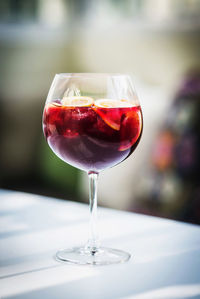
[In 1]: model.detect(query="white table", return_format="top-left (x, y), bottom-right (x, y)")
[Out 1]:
top-left (0, 189), bottom-right (200, 299)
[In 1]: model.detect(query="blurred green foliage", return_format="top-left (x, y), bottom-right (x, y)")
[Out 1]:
top-left (39, 137), bottom-right (81, 198)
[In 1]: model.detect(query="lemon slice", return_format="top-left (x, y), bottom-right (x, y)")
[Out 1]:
top-left (95, 99), bottom-right (133, 108)
top-left (62, 96), bottom-right (94, 107)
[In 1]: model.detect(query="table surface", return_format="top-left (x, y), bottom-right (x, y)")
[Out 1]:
top-left (0, 189), bottom-right (200, 299)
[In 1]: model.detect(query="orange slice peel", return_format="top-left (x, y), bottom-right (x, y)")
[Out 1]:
top-left (93, 99), bottom-right (134, 131)
top-left (119, 110), bottom-right (142, 151)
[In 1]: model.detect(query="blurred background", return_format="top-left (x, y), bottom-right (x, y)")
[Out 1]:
top-left (0, 0), bottom-right (200, 224)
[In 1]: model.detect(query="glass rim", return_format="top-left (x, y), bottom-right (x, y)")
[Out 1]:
top-left (55, 73), bottom-right (131, 79)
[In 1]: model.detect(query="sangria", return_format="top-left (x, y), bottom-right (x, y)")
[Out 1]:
top-left (43, 97), bottom-right (142, 172)
top-left (42, 74), bottom-right (143, 265)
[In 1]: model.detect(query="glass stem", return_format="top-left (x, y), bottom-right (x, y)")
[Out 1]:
top-left (87, 171), bottom-right (100, 253)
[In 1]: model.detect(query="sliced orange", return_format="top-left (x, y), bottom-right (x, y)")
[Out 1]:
top-left (119, 109), bottom-right (142, 151)
top-left (95, 99), bottom-right (133, 108)
top-left (93, 99), bottom-right (134, 131)
top-left (62, 96), bottom-right (94, 107)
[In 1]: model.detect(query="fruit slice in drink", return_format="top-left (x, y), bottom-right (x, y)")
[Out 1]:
top-left (119, 108), bottom-right (142, 151)
top-left (62, 96), bottom-right (94, 107)
top-left (93, 99), bottom-right (132, 130)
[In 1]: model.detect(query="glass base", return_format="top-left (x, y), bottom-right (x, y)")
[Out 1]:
top-left (56, 246), bottom-right (131, 265)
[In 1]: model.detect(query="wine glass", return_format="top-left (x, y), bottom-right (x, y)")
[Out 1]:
top-left (42, 73), bottom-right (143, 265)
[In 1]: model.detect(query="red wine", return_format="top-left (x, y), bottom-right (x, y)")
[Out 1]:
top-left (43, 100), bottom-right (143, 172)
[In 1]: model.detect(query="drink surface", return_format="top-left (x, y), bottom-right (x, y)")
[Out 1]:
top-left (43, 98), bottom-right (143, 172)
